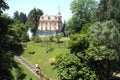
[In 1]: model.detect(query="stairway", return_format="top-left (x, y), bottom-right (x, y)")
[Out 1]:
top-left (14, 55), bottom-right (50, 80)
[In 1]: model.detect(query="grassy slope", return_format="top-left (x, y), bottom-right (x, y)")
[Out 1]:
top-left (21, 37), bottom-right (69, 80)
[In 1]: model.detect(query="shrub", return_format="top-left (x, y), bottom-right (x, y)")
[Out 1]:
top-left (55, 33), bottom-right (62, 43)
top-left (49, 58), bottom-right (55, 65)
top-left (49, 35), bottom-right (54, 42)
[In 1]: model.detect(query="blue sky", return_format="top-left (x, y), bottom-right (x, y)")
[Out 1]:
top-left (5, 0), bottom-right (72, 21)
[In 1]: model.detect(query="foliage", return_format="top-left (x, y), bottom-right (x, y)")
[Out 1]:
top-left (21, 31), bottom-right (29, 42)
top-left (49, 35), bottom-right (54, 42)
top-left (0, 0), bottom-right (9, 14)
top-left (55, 0), bottom-right (120, 80)
top-left (69, 0), bottom-right (97, 33)
top-left (0, 12), bottom-right (25, 80)
top-left (12, 22), bottom-right (29, 42)
top-left (67, 15), bottom-right (81, 34)
top-left (89, 20), bottom-right (120, 51)
top-left (55, 33), bottom-right (62, 43)
top-left (19, 12), bottom-right (27, 24)
top-left (80, 23), bottom-right (92, 34)
top-left (13, 11), bottom-right (27, 24)
top-left (87, 44), bottom-right (118, 61)
top-left (12, 21), bottom-right (35, 42)
top-left (55, 33), bottom-right (97, 80)
top-left (55, 53), bottom-right (96, 80)
top-left (55, 20), bottom-right (120, 80)
top-left (88, 20), bottom-right (120, 80)
top-left (68, 34), bottom-right (89, 54)
top-left (49, 58), bottom-right (55, 65)
top-left (28, 8), bottom-right (43, 22)
top-left (61, 21), bottom-right (66, 36)
top-left (28, 8), bottom-right (43, 35)
top-left (13, 11), bottom-right (19, 21)
top-left (92, 0), bottom-right (120, 23)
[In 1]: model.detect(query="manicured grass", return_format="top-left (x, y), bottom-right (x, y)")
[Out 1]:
top-left (21, 37), bottom-right (70, 80)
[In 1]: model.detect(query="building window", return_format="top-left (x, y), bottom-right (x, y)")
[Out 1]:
top-left (50, 26), bottom-right (51, 30)
top-left (42, 17), bottom-right (44, 19)
top-left (48, 16), bottom-right (51, 20)
top-left (46, 26), bottom-right (47, 30)
top-left (55, 16), bottom-right (57, 20)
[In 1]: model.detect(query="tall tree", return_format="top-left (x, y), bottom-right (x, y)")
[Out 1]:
top-left (12, 22), bottom-right (31, 42)
top-left (19, 12), bottom-right (27, 24)
top-left (0, 0), bottom-right (9, 15)
top-left (0, 1), bottom-right (25, 80)
top-left (13, 11), bottom-right (19, 21)
top-left (88, 20), bottom-right (120, 80)
top-left (69, 0), bottom-right (97, 33)
top-left (13, 11), bottom-right (27, 24)
top-left (28, 8), bottom-right (43, 35)
top-left (61, 20), bottom-right (66, 36)
top-left (93, 0), bottom-right (120, 23)
top-left (55, 33), bottom-right (97, 80)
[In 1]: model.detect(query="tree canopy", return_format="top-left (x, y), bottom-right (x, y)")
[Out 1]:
top-left (28, 8), bottom-right (43, 23)
top-left (69, 0), bottom-right (97, 33)
top-left (28, 8), bottom-right (43, 35)
top-left (92, 0), bottom-right (120, 23)
top-left (55, 0), bottom-right (120, 80)
top-left (0, 1), bottom-right (25, 79)
top-left (13, 11), bottom-right (27, 24)
top-left (0, 0), bottom-right (9, 15)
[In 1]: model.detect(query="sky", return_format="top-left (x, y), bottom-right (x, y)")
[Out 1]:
top-left (4, 0), bottom-right (73, 21)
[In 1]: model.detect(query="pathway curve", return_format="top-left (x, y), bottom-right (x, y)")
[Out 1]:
top-left (14, 55), bottom-right (49, 80)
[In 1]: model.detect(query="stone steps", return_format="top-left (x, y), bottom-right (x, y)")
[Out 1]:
top-left (14, 55), bottom-right (49, 80)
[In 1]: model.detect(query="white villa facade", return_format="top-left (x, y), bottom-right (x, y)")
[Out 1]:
top-left (36, 12), bottom-right (62, 36)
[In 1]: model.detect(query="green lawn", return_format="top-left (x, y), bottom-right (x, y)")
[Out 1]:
top-left (20, 37), bottom-right (70, 80)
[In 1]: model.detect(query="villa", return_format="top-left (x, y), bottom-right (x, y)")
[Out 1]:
top-left (36, 11), bottom-right (62, 36)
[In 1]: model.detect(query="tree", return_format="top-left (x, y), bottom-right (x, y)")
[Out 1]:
top-left (89, 20), bottom-right (120, 51)
top-left (69, 0), bottom-right (97, 33)
top-left (28, 8), bottom-right (43, 35)
top-left (55, 0), bottom-right (120, 80)
top-left (68, 34), bottom-right (89, 54)
top-left (12, 22), bottom-right (31, 42)
top-left (13, 11), bottom-right (19, 21)
top-left (19, 12), bottom-right (27, 24)
top-left (0, 15), bottom-right (14, 80)
top-left (0, 14), bottom-right (25, 80)
top-left (25, 22), bottom-right (36, 35)
top-left (61, 21), bottom-right (66, 36)
top-left (88, 20), bottom-right (120, 80)
top-left (55, 33), bottom-right (97, 80)
top-left (92, 0), bottom-right (120, 23)
top-left (55, 33), bottom-right (62, 43)
top-left (21, 31), bottom-right (29, 42)
top-left (0, 0), bottom-right (9, 15)
top-left (49, 35), bottom-right (54, 42)
top-left (13, 11), bottom-right (27, 24)
top-left (55, 53), bottom-right (96, 80)
top-left (0, 1), bottom-right (25, 79)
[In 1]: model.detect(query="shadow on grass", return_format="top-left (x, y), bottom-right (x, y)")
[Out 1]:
top-left (10, 43), bottom-right (24, 56)
top-left (56, 41), bottom-right (64, 43)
